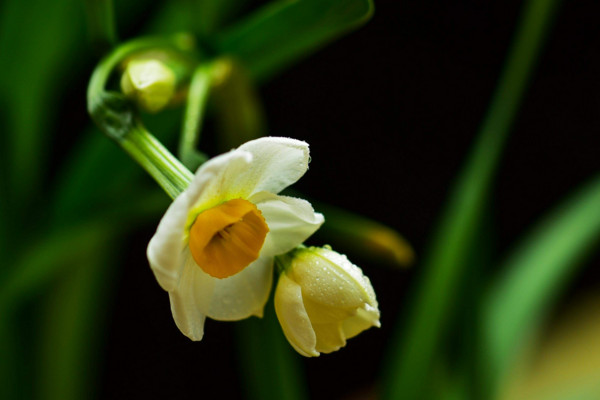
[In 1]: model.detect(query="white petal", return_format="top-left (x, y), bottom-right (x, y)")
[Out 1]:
top-left (250, 192), bottom-right (324, 256)
top-left (293, 248), bottom-right (378, 309)
top-left (197, 256), bottom-right (274, 321)
top-left (185, 149), bottom-right (254, 210)
top-left (303, 297), bottom-right (354, 324)
top-left (237, 137), bottom-right (310, 195)
top-left (274, 273), bottom-right (319, 357)
top-left (168, 255), bottom-right (211, 341)
top-left (168, 254), bottom-right (273, 337)
top-left (147, 192), bottom-right (190, 291)
top-left (342, 304), bottom-right (381, 339)
top-left (312, 322), bottom-right (346, 354)
top-left (187, 137), bottom-right (310, 209)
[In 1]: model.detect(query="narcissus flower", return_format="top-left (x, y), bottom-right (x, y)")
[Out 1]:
top-left (275, 246), bottom-right (380, 357)
top-left (147, 137), bottom-right (324, 340)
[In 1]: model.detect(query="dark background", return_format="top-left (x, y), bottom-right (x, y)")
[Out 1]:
top-left (60, 1), bottom-right (600, 398)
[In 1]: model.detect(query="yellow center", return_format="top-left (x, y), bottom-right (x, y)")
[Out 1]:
top-left (188, 199), bottom-right (269, 279)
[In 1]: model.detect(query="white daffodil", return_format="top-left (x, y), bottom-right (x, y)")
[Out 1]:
top-left (147, 137), bottom-right (324, 340)
top-left (274, 246), bottom-right (380, 357)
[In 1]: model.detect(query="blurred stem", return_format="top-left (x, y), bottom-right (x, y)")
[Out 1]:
top-left (179, 63), bottom-right (214, 170)
top-left (84, 0), bottom-right (117, 54)
top-left (211, 58), bottom-right (266, 151)
top-left (381, 1), bottom-right (560, 399)
top-left (236, 298), bottom-right (308, 400)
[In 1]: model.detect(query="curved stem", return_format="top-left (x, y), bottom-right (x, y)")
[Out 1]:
top-left (87, 34), bottom-right (198, 198)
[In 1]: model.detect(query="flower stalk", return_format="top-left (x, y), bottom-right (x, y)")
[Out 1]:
top-left (87, 34), bottom-right (199, 198)
top-left (178, 63), bottom-right (215, 169)
top-left (119, 123), bottom-right (193, 198)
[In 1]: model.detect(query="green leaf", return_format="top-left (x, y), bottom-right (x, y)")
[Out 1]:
top-left (483, 174), bottom-right (600, 392)
top-left (380, 0), bottom-right (561, 398)
top-left (214, 0), bottom-right (373, 82)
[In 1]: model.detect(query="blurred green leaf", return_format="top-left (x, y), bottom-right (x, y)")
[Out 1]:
top-left (0, 223), bottom-right (111, 309)
top-left (214, 0), bottom-right (373, 82)
top-left (50, 128), bottom-right (138, 225)
top-left (38, 245), bottom-right (116, 400)
top-left (380, 0), bottom-right (560, 398)
top-left (483, 174), bottom-right (600, 393)
top-left (0, 191), bottom-right (167, 399)
top-left (84, 0), bottom-right (118, 53)
top-left (0, 322), bottom-right (22, 399)
top-left (0, 221), bottom-right (109, 400)
top-left (1, 190), bottom-right (167, 307)
top-left (236, 297), bottom-right (308, 400)
top-left (187, 0), bottom-right (249, 38)
top-left (0, 0), bottom-right (86, 205)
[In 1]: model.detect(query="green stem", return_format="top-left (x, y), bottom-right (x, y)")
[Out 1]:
top-left (178, 64), bottom-right (214, 170)
top-left (87, 34), bottom-right (197, 198)
top-left (120, 123), bottom-right (193, 198)
top-left (381, 1), bottom-right (560, 399)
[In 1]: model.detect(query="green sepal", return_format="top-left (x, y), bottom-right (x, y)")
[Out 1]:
top-left (274, 245), bottom-right (306, 276)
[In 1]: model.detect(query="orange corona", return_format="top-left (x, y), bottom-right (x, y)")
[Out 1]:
top-left (188, 199), bottom-right (269, 279)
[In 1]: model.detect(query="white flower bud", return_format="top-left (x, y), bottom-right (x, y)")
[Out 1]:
top-left (120, 59), bottom-right (176, 113)
top-left (274, 246), bottom-right (380, 357)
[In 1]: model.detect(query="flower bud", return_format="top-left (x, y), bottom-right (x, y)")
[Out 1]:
top-left (274, 246), bottom-right (380, 357)
top-left (120, 59), bottom-right (176, 113)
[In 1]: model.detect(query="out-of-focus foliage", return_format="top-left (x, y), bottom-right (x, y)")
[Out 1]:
top-left (1, 1), bottom-right (599, 400)
top-left (0, 0), bottom-right (373, 399)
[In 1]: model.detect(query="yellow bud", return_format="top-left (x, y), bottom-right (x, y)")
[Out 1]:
top-left (274, 246), bottom-right (380, 357)
top-left (120, 59), bottom-right (176, 113)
